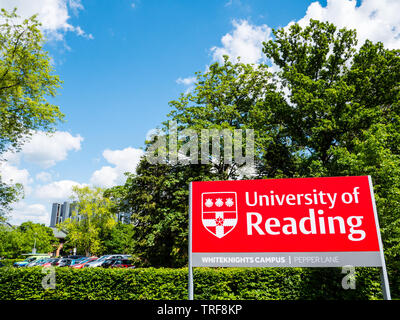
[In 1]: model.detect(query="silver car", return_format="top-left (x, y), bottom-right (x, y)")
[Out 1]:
top-left (84, 254), bottom-right (131, 267)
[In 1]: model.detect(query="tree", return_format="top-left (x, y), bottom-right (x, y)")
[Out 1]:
top-left (0, 221), bottom-right (57, 258)
top-left (0, 223), bottom-right (20, 258)
top-left (0, 181), bottom-right (23, 218)
top-left (107, 158), bottom-right (217, 267)
top-left (0, 8), bottom-right (64, 218)
top-left (59, 186), bottom-right (117, 257)
top-left (102, 223), bottom-right (136, 256)
top-left (167, 57), bottom-right (281, 180)
top-left (262, 19), bottom-right (400, 295)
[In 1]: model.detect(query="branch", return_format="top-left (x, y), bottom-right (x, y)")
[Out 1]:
top-left (0, 28), bottom-right (26, 83)
top-left (0, 81), bottom-right (20, 91)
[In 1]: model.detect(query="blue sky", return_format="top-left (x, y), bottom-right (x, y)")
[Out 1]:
top-left (1, 0), bottom-right (399, 225)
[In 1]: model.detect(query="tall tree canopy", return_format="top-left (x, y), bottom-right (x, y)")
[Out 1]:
top-left (59, 186), bottom-right (116, 257)
top-left (0, 8), bottom-right (63, 218)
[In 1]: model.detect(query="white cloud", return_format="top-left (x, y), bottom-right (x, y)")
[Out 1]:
top-left (0, 162), bottom-right (33, 195)
top-left (90, 147), bottom-right (144, 188)
top-left (0, 150), bottom-right (21, 166)
top-left (176, 76), bottom-right (197, 93)
top-left (210, 19), bottom-right (272, 64)
top-left (8, 202), bottom-right (50, 225)
top-left (35, 171), bottom-right (53, 183)
top-left (296, 0), bottom-right (400, 49)
top-left (0, 130), bottom-right (82, 214)
top-left (68, 0), bottom-right (84, 15)
top-left (177, 19), bottom-right (271, 93)
top-left (35, 179), bottom-right (86, 201)
top-left (0, 0), bottom-right (93, 41)
top-left (19, 131), bottom-right (83, 168)
top-left (210, 0), bottom-right (400, 70)
top-left (90, 166), bottom-right (120, 189)
top-left (176, 77), bottom-right (196, 86)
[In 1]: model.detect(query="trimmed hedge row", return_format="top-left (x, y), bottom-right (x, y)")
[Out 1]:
top-left (0, 267), bottom-right (383, 300)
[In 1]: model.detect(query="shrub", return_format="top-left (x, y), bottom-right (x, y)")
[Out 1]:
top-left (0, 266), bottom-right (385, 300)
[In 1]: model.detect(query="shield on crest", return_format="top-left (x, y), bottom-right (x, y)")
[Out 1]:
top-left (201, 192), bottom-right (238, 238)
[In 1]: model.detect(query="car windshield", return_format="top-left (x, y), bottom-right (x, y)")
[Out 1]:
top-left (97, 255), bottom-right (111, 261)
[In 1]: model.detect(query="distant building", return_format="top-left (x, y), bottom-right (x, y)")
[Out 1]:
top-left (49, 201), bottom-right (131, 227)
top-left (50, 201), bottom-right (77, 227)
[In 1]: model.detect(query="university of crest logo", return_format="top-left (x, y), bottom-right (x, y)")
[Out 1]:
top-left (201, 192), bottom-right (238, 238)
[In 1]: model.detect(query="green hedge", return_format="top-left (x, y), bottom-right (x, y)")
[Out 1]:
top-left (0, 267), bottom-right (384, 300)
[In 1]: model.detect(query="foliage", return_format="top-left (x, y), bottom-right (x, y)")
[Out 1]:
top-left (167, 57), bottom-right (278, 180)
top-left (0, 8), bottom-right (63, 218)
top-left (0, 180), bottom-right (23, 218)
top-left (0, 266), bottom-right (383, 300)
top-left (102, 223), bottom-right (136, 255)
top-left (0, 8), bottom-right (63, 154)
top-left (0, 222), bottom-right (57, 258)
top-left (107, 159), bottom-right (218, 267)
top-left (261, 20), bottom-right (400, 291)
top-left (59, 186), bottom-right (117, 257)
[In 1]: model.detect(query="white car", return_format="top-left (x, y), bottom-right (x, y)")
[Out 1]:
top-left (84, 254), bottom-right (131, 267)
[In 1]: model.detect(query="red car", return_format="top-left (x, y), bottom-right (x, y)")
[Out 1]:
top-left (72, 257), bottom-right (98, 269)
top-left (41, 258), bottom-right (60, 267)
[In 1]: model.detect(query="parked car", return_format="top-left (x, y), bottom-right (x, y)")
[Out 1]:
top-left (56, 258), bottom-right (73, 267)
top-left (101, 258), bottom-right (133, 268)
top-left (84, 254), bottom-right (131, 268)
top-left (72, 257), bottom-right (98, 269)
top-left (70, 257), bottom-right (87, 266)
top-left (13, 255), bottom-right (51, 267)
top-left (26, 258), bottom-right (52, 267)
top-left (42, 258), bottom-right (60, 267)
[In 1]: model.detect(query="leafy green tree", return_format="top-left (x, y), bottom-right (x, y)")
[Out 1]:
top-left (59, 186), bottom-right (117, 257)
top-left (102, 223), bottom-right (136, 255)
top-left (167, 57), bottom-right (280, 180)
top-left (0, 223), bottom-right (20, 258)
top-left (0, 181), bottom-right (23, 218)
top-left (0, 221), bottom-right (57, 258)
top-left (0, 8), bottom-right (63, 154)
top-left (16, 221), bottom-right (57, 255)
top-left (0, 8), bottom-right (63, 218)
top-left (262, 19), bottom-right (400, 295)
top-left (107, 159), bottom-right (217, 267)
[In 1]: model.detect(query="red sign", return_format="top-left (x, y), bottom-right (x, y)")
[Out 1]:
top-left (191, 176), bottom-right (381, 256)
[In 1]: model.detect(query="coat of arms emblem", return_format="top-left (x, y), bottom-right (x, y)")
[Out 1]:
top-left (201, 192), bottom-right (238, 238)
